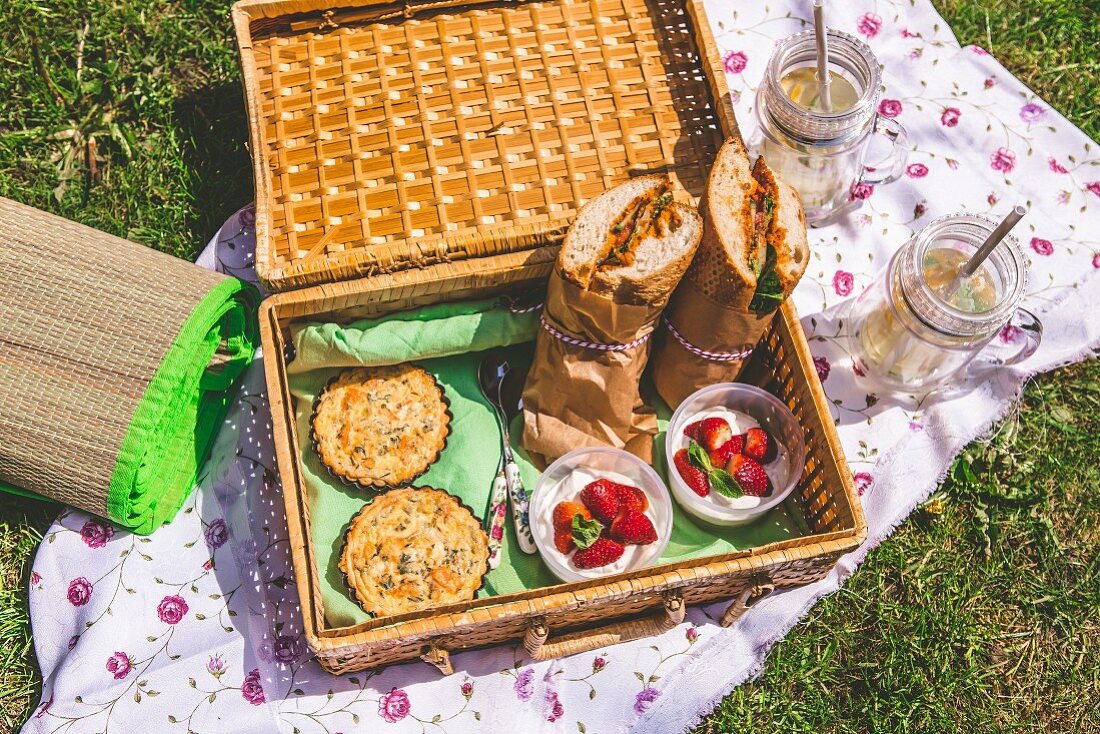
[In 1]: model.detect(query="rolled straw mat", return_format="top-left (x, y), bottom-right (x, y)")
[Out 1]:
top-left (0, 198), bottom-right (259, 534)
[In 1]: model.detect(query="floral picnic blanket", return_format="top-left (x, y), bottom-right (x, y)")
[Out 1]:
top-left (22, 1), bottom-right (1100, 732)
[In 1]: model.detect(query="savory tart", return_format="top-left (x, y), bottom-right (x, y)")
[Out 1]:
top-left (340, 488), bottom-right (489, 616)
top-left (311, 364), bottom-right (450, 489)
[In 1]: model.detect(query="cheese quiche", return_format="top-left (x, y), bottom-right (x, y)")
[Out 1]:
top-left (340, 488), bottom-right (489, 616)
top-left (311, 364), bottom-right (450, 489)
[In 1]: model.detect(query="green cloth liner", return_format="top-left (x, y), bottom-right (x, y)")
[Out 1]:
top-left (289, 297), bottom-right (805, 628)
top-left (1, 278), bottom-right (260, 535)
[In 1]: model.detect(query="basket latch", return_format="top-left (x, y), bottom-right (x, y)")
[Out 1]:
top-left (420, 643), bottom-right (453, 675)
top-left (720, 574), bottom-right (775, 627)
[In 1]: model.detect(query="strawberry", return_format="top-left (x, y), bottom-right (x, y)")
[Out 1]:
top-left (613, 482), bottom-right (649, 514)
top-left (726, 455), bottom-right (770, 496)
top-left (709, 435), bottom-right (744, 468)
top-left (609, 508), bottom-right (657, 545)
top-left (572, 537), bottom-right (625, 569)
top-left (580, 479), bottom-right (623, 523)
top-left (742, 427), bottom-right (776, 463)
top-left (552, 501), bottom-right (592, 531)
top-left (673, 448), bottom-right (710, 497)
top-left (683, 419), bottom-right (705, 441)
top-left (698, 417), bottom-right (733, 451)
top-left (553, 528), bottom-right (575, 554)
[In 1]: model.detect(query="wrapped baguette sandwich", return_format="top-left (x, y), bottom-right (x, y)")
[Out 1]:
top-left (651, 137), bottom-right (809, 408)
top-left (521, 175), bottom-right (702, 467)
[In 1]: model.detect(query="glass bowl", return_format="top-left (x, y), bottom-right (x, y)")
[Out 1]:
top-left (530, 447), bottom-right (672, 583)
top-left (665, 383), bottom-right (806, 527)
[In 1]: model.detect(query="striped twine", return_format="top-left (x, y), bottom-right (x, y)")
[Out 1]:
top-left (663, 316), bottom-right (754, 362)
top-left (540, 315), bottom-right (653, 352)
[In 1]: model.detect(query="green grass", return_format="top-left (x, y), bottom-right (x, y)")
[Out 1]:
top-left (0, 1), bottom-right (1097, 732)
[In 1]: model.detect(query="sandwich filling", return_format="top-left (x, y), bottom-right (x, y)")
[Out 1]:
top-left (748, 161), bottom-right (782, 315)
top-left (597, 182), bottom-right (683, 270)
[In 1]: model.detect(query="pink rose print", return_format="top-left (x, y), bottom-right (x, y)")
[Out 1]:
top-left (971, 45), bottom-right (989, 55)
top-left (239, 203), bottom-right (256, 229)
top-left (491, 523), bottom-right (504, 541)
top-left (461, 681), bottom-right (474, 700)
top-left (1086, 182), bottom-right (1100, 198)
top-left (273, 634), bottom-right (303, 664)
top-left (80, 520), bottom-right (114, 549)
top-left (1048, 158), bottom-right (1069, 174)
top-left (987, 193), bottom-right (999, 206)
top-left (877, 99), bottom-right (902, 118)
top-left (67, 635), bottom-right (79, 650)
top-left (990, 148), bottom-right (1016, 174)
top-left (849, 182), bottom-right (874, 201)
top-left (984, 77), bottom-right (996, 89)
top-left (856, 13), bottom-right (882, 38)
top-left (833, 271), bottom-right (854, 297)
top-left (207, 654), bottom-right (226, 678)
top-left (906, 163), bottom-right (928, 178)
top-left (204, 519), bottom-right (228, 549)
top-left (1000, 324), bottom-right (1023, 344)
top-left (814, 356), bottom-right (831, 382)
top-left (686, 627), bottom-right (699, 642)
top-left (853, 472), bottom-right (874, 496)
top-left (593, 656), bottom-right (607, 672)
top-left (914, 201), bottom-right (927, 219)
top-left (203, 559), bottom-right (214, 571)
top-left (634, 687), bottom-right (661, 715)
top-left (1093, 253), bottom-right (1100, 269)
top-left (241, 668), bottom-right (266, 706)
top-left (157, 595), bottom-right (189, 625)
top-left (1030, 237), bottom-right (1053, 256)
top-left (852, 359), bottom-right (867, 378)
top-left (909, 420), bottom-right (924, 432)
top-left (106, 651), bottom-right (132, 680)
top-left (67, 577), bottom-right (93, 606)
top-left (722, 50), bottom-right (748, 75)
top-left (941, 107), bottom-right (961, 127)
top-left (514, 668), bottom-right (534, 701)
top-left (900, 28), bottom-right (920, 39)
top-left (379, 688), bottom-right (411, 723)
top-left (1019, 103), bottom-right (1045, 123)
top-left (30, 571), bottom-right (40, 586)
top-left (545, 690), bottom-right (564, 722)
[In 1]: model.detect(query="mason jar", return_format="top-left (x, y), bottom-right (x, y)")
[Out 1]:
top-left (848, 213), bottom-right (1042, 394)
top-left (748, 29), bottom-right (909, 226)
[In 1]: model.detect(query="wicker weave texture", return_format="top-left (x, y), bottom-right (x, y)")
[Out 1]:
top-left (237, 0), bottom-right (726, 290)
top-left (0, 198), bottom-right (226, 516)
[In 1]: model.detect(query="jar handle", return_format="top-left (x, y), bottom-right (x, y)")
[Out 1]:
top-left (968, 308), bottom-right (1043, 377)
top-left (859, 116), bottom-right (910, 186)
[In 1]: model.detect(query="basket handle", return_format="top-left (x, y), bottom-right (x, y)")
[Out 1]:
top-left (719, 574), bottom-right (775, 627)
top-left (523, 590), bottom-right (685, 661)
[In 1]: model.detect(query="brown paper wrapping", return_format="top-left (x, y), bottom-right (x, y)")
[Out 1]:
top-left (650, 284), bottom-right (775, 409)
top-left (520, 273), bottom-right (661, 468)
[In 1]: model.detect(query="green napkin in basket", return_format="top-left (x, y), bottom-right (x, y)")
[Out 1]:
top-left (288, 297), bottom-right (803, 628)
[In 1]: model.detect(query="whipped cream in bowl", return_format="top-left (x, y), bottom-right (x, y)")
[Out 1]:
top-left (531, 447), bottom-right (673, 583)
top-left (665, 383), bottom-right (806, 527)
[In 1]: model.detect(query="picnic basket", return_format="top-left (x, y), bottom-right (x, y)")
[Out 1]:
top-left (234, 0), bottom-right (868, 674)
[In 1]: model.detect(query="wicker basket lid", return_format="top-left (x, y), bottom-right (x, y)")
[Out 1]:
top-left (234, 0), bottom-right (734, 291)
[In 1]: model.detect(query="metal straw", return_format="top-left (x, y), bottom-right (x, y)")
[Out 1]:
top-left (813, 0), bottom-right (832, 112)
top-left (942, 204), bottom-right (1028, 300)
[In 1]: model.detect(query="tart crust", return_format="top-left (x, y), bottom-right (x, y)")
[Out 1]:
top-left (311, 364), bottom-right (451, 490)
top-left (340, 487), bottom-right (489, 616)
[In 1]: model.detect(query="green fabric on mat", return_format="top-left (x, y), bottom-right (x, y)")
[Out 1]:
top-left (288, 298), bottom-right (803, 628)
top-left (0, 277), bottom-right (259, 534)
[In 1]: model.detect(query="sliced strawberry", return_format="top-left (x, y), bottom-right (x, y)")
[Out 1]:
top-left (609, 508), bottom-right (657, 545)
top-left (673, 448), bottom-right (710, 497)
top-left (709, 435), bottom-right (744, 468)
top-left (552, 501), bottom-right (591, 531)
top-left (580, 479), bottom-right (623, 523)
top-left (612, 482), bottom-right (649, 514)
top-left (726, 454), bottom-right (770, 496)
top-left (572, 537), bottom-right (625, 569)
top-left (684, 419), bottom-right (706, 441)
top-left (742, 427), bottom-right (776, 463)
top-left (553, 528), bottom-right (575, 554)
top-left (699, 417), bottom-right (733, 451)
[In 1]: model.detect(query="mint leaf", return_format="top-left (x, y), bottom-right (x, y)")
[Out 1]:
top-left (572, 515), bottom-right (603, 549)
top-left (687, 440), bottom-right (712, 473)
top-left (709, 468), bottom-right (744, 498)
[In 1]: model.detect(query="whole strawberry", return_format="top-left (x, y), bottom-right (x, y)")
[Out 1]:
top-left (572, 537), bottom-right (625, 569)
top-left (609, 508), bottom-right (657, 545)
top-left (673, 448), bottom-right (710, 497)
top-left (726, 455), bottom-right (770, 496)
top-left (742, 427), bottom-right (776, 463)
top-left (698, 417), bottom-right (733, 451)
top-left (613, 482), bottom-right (649, 514)
top-left (709, 435), bottom-right (744, 468)
top-left (580, 479), bottom-right (623, 523)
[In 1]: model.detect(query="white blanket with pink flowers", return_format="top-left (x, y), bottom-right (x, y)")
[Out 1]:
top-left (22, 1), bottom-right (1100, 732)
